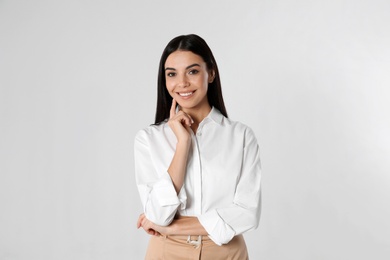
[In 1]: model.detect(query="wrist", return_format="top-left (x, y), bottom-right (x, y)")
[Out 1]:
top-left (165, 221), bottom-right (176, 235)
top-left (176, 139), bottom-right (191, 149)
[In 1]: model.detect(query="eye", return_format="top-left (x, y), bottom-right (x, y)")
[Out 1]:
top-left (166, 72), bottom-right (176, 77)
top-left (189, 69), bottom-right (199, 75)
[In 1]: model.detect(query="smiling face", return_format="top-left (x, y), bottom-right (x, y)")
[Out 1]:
top-left (165, 50), bottom-right (214, 115)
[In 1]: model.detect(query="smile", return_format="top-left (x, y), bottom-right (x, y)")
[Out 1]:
top-left (178, 91), bottom-right (194, 97)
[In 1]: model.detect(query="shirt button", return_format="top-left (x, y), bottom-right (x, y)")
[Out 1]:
top-left (197, 132), bottom-right (202, 136)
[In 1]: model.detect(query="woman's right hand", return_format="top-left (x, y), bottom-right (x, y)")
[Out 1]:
top-left (168, 99), bottom-right (193, 145)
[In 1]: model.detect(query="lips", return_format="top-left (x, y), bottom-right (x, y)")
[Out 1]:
top-left (179, 92), bottom-right (193, 97)
top-left (177, 90), bottom-right (195, 97)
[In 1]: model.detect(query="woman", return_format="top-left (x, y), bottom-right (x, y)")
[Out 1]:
top-left (134, 34), bottom-right (261, 259)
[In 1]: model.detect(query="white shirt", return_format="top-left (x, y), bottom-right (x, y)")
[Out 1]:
top-left (134, 107), bottom-right (261, 245)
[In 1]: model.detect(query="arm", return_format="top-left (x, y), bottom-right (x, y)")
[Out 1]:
top-left (197, 127), bottom-right (262, 245)
top-left (137, 127), bottom-right (262, 245)
top-left (138, 214), bottom-right (208, 236)
top-left (134, 131), bottom-right (183, 226)
top-left (166, 98), bottom-right (193, 194)
top-left (167, 140), bottom-right (190, 194)
top-left (134, 99), bottom-right (193, 226)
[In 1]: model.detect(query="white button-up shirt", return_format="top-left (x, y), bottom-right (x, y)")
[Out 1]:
top-left (134, 107), bottom-right (261, 245)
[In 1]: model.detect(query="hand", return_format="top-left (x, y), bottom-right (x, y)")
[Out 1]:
top-left (168, 99), bottom-right (193, 145)
top-left (137, 213), bottom-right (161, 236)
top-left (137, 214), bottom-right (170, 236)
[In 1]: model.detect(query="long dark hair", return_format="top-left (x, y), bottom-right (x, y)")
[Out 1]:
top-left (154, 34), bottom-right (228, 125)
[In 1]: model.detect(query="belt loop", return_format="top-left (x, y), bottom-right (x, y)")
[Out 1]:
top-left (187, 235), bottom-right (202, 249)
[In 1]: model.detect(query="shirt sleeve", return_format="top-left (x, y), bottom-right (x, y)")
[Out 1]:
top-left (134, 129), bottom-right (187, 226)
top-left (198, 127), bottom-right (262, 245)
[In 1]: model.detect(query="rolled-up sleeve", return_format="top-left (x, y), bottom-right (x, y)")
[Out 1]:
top-left (134, 129), bottom-right (187, 226)
top-left (198, 127), bottom-right (261, 245)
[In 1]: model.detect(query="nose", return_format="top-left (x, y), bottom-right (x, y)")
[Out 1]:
top-left (178, 74), bottom-right (190, 88)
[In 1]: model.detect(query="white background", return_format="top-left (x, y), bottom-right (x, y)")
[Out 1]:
top-left (1, 0), bottom-right (390, 259)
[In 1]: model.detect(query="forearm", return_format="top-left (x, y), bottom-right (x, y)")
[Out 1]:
top-left (138, 214), bottom-right (208, 238)
top-left (167, 216), bottom-right (208, 236)
top-left (167, 141), bottom-right (190, 194)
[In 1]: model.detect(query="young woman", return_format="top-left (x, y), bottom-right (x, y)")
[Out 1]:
top-left (134, 34), bottom-right (261, 259)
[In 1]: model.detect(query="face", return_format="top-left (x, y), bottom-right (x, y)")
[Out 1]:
top-left (165, 51), bottom-right (214, 113)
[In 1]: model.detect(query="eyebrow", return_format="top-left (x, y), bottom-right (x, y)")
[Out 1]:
top-left (165, 63), bottom-right (201, 71)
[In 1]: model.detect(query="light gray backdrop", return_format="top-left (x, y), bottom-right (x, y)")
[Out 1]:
top-left (1, 0), bottom-right (389, 259)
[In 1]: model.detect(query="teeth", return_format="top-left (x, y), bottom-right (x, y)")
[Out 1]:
top-left (179, 92), bottom-right (193, 97)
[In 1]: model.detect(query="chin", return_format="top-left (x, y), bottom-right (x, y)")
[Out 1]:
top-left (177, 103), bottom-right (196, 111)
top-left (177, 103), bottom-right (191, 109)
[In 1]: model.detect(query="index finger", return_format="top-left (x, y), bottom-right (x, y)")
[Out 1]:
top-left (170, 99), bottom-right (177, 119)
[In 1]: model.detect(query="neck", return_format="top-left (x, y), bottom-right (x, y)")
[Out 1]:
top-left (181, 104), bottom-right (212, 132)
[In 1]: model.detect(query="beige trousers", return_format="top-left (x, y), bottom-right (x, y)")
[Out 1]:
top-left (145, 234), bottom-right (248, 260)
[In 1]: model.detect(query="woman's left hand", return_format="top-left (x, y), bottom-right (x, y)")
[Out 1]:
top-left (137, 214), bottom-right (167, 236)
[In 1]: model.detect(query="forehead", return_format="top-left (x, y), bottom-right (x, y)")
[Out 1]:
top-left (165, 51), bottom-right (206, 68)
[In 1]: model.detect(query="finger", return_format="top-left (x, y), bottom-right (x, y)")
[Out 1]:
top-left (176, 111), bottom-right (192, 126)
top-left (187, 114), bottom-right (194, 124)
top-left (136, 214), bottom-right (144, 228)
top-left (170, 99), bottom-right (177, 119)
top-left (185, 123), bottom-right (192, 132)
top-left (142, 217), bottom-right (153, 231)
top-left (137, 218), bottom-right (141, 228)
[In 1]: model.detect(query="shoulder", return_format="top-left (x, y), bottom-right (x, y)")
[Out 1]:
top-left (223, 117), bottom-right (256, 135)
top-left (134, 121), bottom-right (169, 144)
top-left (221, 117), bottom-right (259, 146)
top-left (211, 108), bottom-right (253, 133)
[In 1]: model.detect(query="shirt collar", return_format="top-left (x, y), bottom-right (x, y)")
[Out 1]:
top-left (174, 106), bottom-right (224, 125)
top-left (203, 107), bottom-right (224, 125)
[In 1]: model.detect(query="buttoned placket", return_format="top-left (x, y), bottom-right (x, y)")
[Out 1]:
top-left (187, 122), bottom-right (206, 249)
top-left (190, 128), bottom-right (202, 215)
top-left (190, 118), bottom-right (210, 215)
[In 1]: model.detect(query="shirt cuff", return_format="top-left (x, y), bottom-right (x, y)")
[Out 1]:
top-left (151, 172), bottom-right (180, 207)
top-left (197, 209), bottom-right (236, 245)
top-left (177, 184), bottom-right (187, 210)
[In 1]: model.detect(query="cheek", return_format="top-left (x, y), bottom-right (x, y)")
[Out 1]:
top-left (201, 76), bottom-right (209, 89)
top-left (165, 79), bottom-right (174, 93)
top-left (166, 87), bottom-right (174, 97)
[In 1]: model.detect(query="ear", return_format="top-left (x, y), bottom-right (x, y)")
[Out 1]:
top-left (208, 70), bottom-right (215, 83)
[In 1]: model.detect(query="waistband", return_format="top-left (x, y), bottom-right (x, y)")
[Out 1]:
top-left (163, 235), bottom-right (211, 241)
top-left (162, 235), bottom-right (211, 248)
